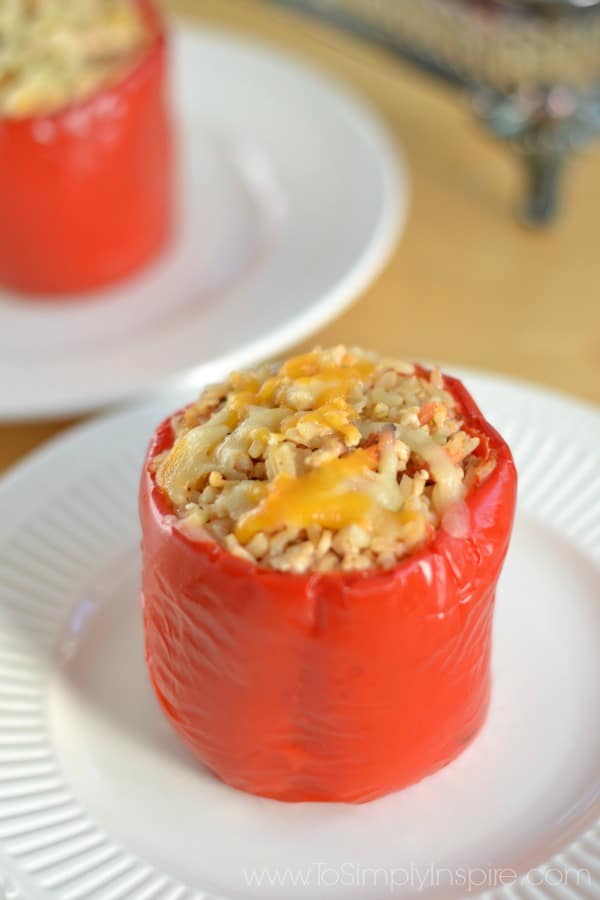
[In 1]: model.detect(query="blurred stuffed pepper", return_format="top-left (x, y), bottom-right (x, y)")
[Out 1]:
top-left (0, 0), bottom-right (173, 296)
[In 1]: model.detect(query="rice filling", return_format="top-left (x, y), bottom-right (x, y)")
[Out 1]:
top-left (154, 346), bottom-right (495, 573)
top-left (0, 0), bottom-right (148, 118)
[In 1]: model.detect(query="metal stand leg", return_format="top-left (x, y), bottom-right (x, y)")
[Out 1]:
top-left (473, 84), bottom-right (600, 224)
top-left (521, 151), bottom-right (564, 224)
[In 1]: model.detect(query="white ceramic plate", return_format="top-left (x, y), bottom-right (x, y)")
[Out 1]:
top-left (0, 24), bottom-right (403, 422)
top-left (0, 370), bottom-right (599, 900)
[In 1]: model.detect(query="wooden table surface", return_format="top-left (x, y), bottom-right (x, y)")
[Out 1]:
top-left (1, 0), bottom-right (599, 475)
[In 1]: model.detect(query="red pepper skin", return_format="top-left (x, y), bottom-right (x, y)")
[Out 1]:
top-left (140, 374), bottom-right (517, 803)
top-left (0, 0), bottom-right (172, 297)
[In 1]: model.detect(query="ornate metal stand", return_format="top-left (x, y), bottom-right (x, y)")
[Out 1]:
top-left (271, 0), bottom-right (600, 224)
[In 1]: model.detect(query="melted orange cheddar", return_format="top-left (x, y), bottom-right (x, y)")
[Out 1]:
top-left (225, 391), bottom-right (260, 428)
top-left (281, 398), bottom-right (360, 444)
top-left (235, 448), bottom-right (377, 542)
top-left (254, 354), bottom-right (374, 408)
top-left (221, 354), bottom-right (375, 431)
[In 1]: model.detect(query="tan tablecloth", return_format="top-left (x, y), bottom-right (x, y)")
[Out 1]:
top-left (1, 0), bottom-right (598, 474)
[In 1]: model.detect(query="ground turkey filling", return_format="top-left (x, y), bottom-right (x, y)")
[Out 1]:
top-left (154, 347), bottom-right (497, 573)
top-left (0, 0), bottom-right (148, 118)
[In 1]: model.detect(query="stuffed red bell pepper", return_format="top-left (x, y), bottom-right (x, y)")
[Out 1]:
top-left (0, 0), bottom-right (172, 296)
top-left (140, 347), bottom-right (517, 803)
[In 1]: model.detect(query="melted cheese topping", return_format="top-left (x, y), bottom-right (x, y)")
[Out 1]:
top-left (235, 448), bottom-right (377, 542)
top-left (281, 398), bottom-right (361, 445)
top-left (154, 346), bottom-right (490, 573)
